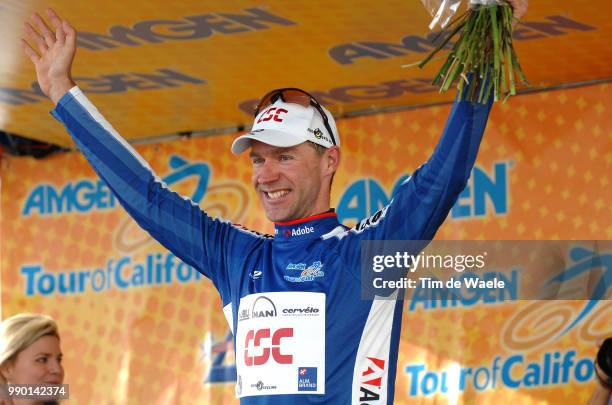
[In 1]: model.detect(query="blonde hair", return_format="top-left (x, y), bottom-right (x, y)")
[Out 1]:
top-left (0, 313), bottom-right (59, 384)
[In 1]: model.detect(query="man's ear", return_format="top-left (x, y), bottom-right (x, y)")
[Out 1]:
top-left (324, 146), bottom-right (341, 176)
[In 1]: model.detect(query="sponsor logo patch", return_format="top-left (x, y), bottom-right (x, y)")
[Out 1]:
top-left (298, 367), bottom-right (318, 391)
top-left (251, 296), bottom-right (277, 318)
top-left (282, 226), bottom-right (315, 237)
top-left (238, 308), bottom-right (250, 322)
top-left (251, 380), bottom-right (278, 391)
top-left (360, 356), bottom-right (386, 404)
top-left (284, 261), bottom-right (325, 283)
top-left (308, 127), bottom-right (332, 144)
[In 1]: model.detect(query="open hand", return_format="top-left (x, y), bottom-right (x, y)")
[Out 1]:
top-left (21, 8), bottom-right (77, 104)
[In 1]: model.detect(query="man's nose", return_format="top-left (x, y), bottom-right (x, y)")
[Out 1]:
top-left (256, 161), bottom-right (281, 184)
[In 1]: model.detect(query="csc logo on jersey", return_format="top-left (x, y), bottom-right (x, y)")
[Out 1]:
top-left (244, 328), bottom-right (294, 366)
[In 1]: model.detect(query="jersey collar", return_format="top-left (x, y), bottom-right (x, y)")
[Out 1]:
top-left (274, 211), bottom-right (340, 242)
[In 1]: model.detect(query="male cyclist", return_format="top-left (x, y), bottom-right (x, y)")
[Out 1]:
top-left (22, 2), bottom-right (527, 403)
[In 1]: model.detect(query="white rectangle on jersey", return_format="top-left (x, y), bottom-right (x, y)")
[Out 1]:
top-left (235, 292), bottom-right (325, 397)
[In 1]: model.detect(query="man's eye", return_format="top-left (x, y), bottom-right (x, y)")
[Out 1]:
top-left (280, 155), bottom-right (293, 161)
top-left (251, 158), bottom-right (264, 165)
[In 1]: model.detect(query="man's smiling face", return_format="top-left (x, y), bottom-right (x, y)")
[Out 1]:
top-left (250, 141), bottom-right (329, 222)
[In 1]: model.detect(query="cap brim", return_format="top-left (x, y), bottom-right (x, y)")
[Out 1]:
top-left (231, 129), bottom-right (306, 154)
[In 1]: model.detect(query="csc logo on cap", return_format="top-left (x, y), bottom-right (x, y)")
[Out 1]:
top-left (257, 107), bottom-right (288, 124)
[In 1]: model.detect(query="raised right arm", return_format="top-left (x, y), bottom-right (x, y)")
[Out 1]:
top-left (21, 9), bottom-right (255, 302)
top-left (51, 87), bottom-right (216, 277)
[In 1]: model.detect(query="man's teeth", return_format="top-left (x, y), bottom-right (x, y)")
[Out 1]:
top-left (267, 190), bottom-right (289, 199)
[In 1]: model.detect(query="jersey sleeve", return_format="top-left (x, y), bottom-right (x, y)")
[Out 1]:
top-left (50, 87), bottom-right (258, 304)
top-left (337, 94), bottom-right (494, 280)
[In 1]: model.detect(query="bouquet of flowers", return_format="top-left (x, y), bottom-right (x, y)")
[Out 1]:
top-left (418, 0), bottom-right (528, 103)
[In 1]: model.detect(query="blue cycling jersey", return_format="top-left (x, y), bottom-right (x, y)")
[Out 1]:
top-left (52, 88), bottom-right (492, 404)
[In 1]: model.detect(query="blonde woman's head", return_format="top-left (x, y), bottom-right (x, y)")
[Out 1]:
top-left (0, 313), bottom-right (63, 387)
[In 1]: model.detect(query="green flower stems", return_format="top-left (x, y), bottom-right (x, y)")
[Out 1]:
top-left (419, 1), bottom-right (528, 103)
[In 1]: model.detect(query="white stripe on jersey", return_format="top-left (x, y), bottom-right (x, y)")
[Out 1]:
top-left (351, 290), bottom-right (398, 404)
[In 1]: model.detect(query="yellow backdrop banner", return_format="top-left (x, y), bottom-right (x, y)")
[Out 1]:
top-left (2, 0), bottom-right (611, 146)
top-left (1, 83), bottom-right (610, 404)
